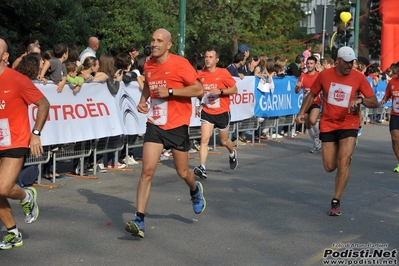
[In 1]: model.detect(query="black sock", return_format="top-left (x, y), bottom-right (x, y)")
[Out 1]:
top-left (190, 186), bottom-right (199, 196)
top-left (136, 212), bottom-right (145, 221)
top-left (6, 225), bottom-right (17, 231)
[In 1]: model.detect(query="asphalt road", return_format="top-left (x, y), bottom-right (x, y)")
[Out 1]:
top-left (1, 123), bottom-right (398, 266)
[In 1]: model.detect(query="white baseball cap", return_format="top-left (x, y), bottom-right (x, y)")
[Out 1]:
top-left (337, 46), bottom-right (357, 62)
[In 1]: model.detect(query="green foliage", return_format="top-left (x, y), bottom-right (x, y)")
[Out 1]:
top-left (333, 0), bottom-right (381, 61)
top-left (369, 0), bottom-right (381, 60)
top-left (0, 0), bottom-right (332, 66)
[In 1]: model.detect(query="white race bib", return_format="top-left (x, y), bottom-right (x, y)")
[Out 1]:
top-left (327, 83), bottom-right (352, 107)
top-left (0, 118), bottom-right (11, 147)
top-left (393, 98), bottom-right (399, 113)
top-left (147, 98), bottom-right (168, 125)
top-left (204, 92), bottom-right (220, 108)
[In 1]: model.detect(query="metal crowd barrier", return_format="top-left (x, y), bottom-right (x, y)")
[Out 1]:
top-left (124, 134), bottom-right (144, 166)
top-left (25, 114), bottom-right (305, 184)
top-left (275, 115), bottom-right (296, 139)
top-left (24, 147), bottom-right (52, 184)
top-left (51, 141), bottom-right (93, 181)
top-left (258, 117), bottom-right (278, 141)
top-left (362, 107), bottom-right (391, 124)
top-left (92, 135), bottom-right (125, 175)
top-left (235, 117), bottom-right (260, 144)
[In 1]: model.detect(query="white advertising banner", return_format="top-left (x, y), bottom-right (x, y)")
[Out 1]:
top-left (30, 81), bottom-right (147, 146)
top-left (30, 77), bottom-right (256, 146)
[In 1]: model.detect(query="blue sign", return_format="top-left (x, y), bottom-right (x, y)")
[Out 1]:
top-left (367, 77), bottom-right (391, 107)
top-left (254, 76), bottom-right (301, 117)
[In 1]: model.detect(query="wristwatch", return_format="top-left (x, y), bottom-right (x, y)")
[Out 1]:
top-left (220, 89), bottom-right (224, 95)
top-left (168, 88), bottom-right (173, 96)
top-left (32, 129), bottom-right (41, 136)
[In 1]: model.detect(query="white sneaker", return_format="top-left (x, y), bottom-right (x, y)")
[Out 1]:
top-left (189, 148), bottom-right (198, 153)
top-left (271, 133), bottom-right (283, 139)
top-left (107, 162), bottom-right (126, 169)
top-left (123, 156), bottom-right (139, 165)
top-left (97, 163), bottom-right (107, 173)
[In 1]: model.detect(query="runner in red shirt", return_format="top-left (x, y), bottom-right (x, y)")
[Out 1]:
top-left (193, 49), bottom-right (238, 179)
top-left (295, 56), bottom-right (321, 153)
top-left (125, 29), bottom-right (205, 239)
top-left (0, 38), bottom-right (50, 250)
top-left (296, 46), bottom-right (378, 216)
top-left (379, 62), bottom-right (399, 172)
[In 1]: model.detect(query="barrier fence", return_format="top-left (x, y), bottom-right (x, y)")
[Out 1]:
top-left (25, 75), bottom-right (392, 184)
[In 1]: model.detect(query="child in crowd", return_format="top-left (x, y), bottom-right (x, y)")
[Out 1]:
top-left (66, 62), bottom-right (84, 94)
top-left (39, 44), bottom-right (68, 92)
top-left (275, 59), bottom-right (286, 77)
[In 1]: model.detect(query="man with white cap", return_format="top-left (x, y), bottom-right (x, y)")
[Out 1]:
top-left (296, 46), bottom-right (378, 216)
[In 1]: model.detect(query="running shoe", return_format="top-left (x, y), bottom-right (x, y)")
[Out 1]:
top-left (393, 164), bottom-right (399, 172)
top-left (191, 181), bottom-right (206, 214)
top-left (193, 140), bottom-right (201, 151)
top-left (357, 126), bottom-right (363, 137)
top-left (194, 165), bottom-right (208, 179)
top-left (125, 216), bottom-right (145, 238)
top-left (20, 187), bottom-right (39, 223)
top-left (229, 149), bottom-right (238, 170)
top-left (310, 146), bottom-right (321, 153)
top-left (107, 162), bottom-right (126, 169)
top-left (328, 199), bottom-right (342, 216)
top-left (0, 232), bottom-right (23, 250)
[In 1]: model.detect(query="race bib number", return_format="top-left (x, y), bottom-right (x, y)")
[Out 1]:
top-left (327, 83), bottom-right (352, 108)
top-left (393, 98), bottom-right (399, 113)
top-left (147, 98), bottom-right (168, 125)
top-left (204, 92), bottom-right (220, 108)
top-left (0, 118), bottom-right (11, 147)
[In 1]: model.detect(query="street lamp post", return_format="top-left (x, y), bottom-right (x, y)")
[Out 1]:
top-left (354, 0), bottom-right (360, 56)
top-left (177, 0), bottom-right (186, 57)
top-left (321, 0), bottom-right (327, 59)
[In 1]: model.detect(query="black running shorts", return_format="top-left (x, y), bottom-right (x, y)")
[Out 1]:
top-left (320, 129), bottom-right (358, 143)
top-left (144, 122), bottom-right (190, 151)
top-left (389, 115), bottom-right (399, 131)
top-left (0, 148), bottom-right (29, 159)
top-left (200, 110), bottom-right (231, 131)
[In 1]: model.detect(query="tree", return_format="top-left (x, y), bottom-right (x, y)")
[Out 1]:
top-left (1, 0), bottom-right (310, 66)
top-left (358, 0), bottom-right (371, 62)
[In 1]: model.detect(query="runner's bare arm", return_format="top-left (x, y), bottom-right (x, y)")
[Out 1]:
top-left (154, 80), bottom-right (204, 98)
top-left (30, 96), bottom-right (50, 157)
top-left (137, 82), bottom-right (150, 114)
top-left (296, 92), bottom-right (316, 124)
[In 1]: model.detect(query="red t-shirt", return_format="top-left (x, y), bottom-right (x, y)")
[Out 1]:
top-left (310, 67), bottom-right (375, 132)
top-left (298, 71), bottom-right (321, 105)
top-left (0, 67), bottom-right (45, 150)
top-left (384, 77), bottom-right (399, 117)
top-left (198, 68), bottom-right (236, 115)
top-left (144, 54), bottom-right (199, 130)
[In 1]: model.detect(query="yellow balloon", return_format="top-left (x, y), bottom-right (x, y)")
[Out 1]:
top-left (340, 12), bottom-right (352, 24)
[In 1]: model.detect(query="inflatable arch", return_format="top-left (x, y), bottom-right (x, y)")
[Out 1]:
top-left (380, 0), bottom-right (399, 70)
